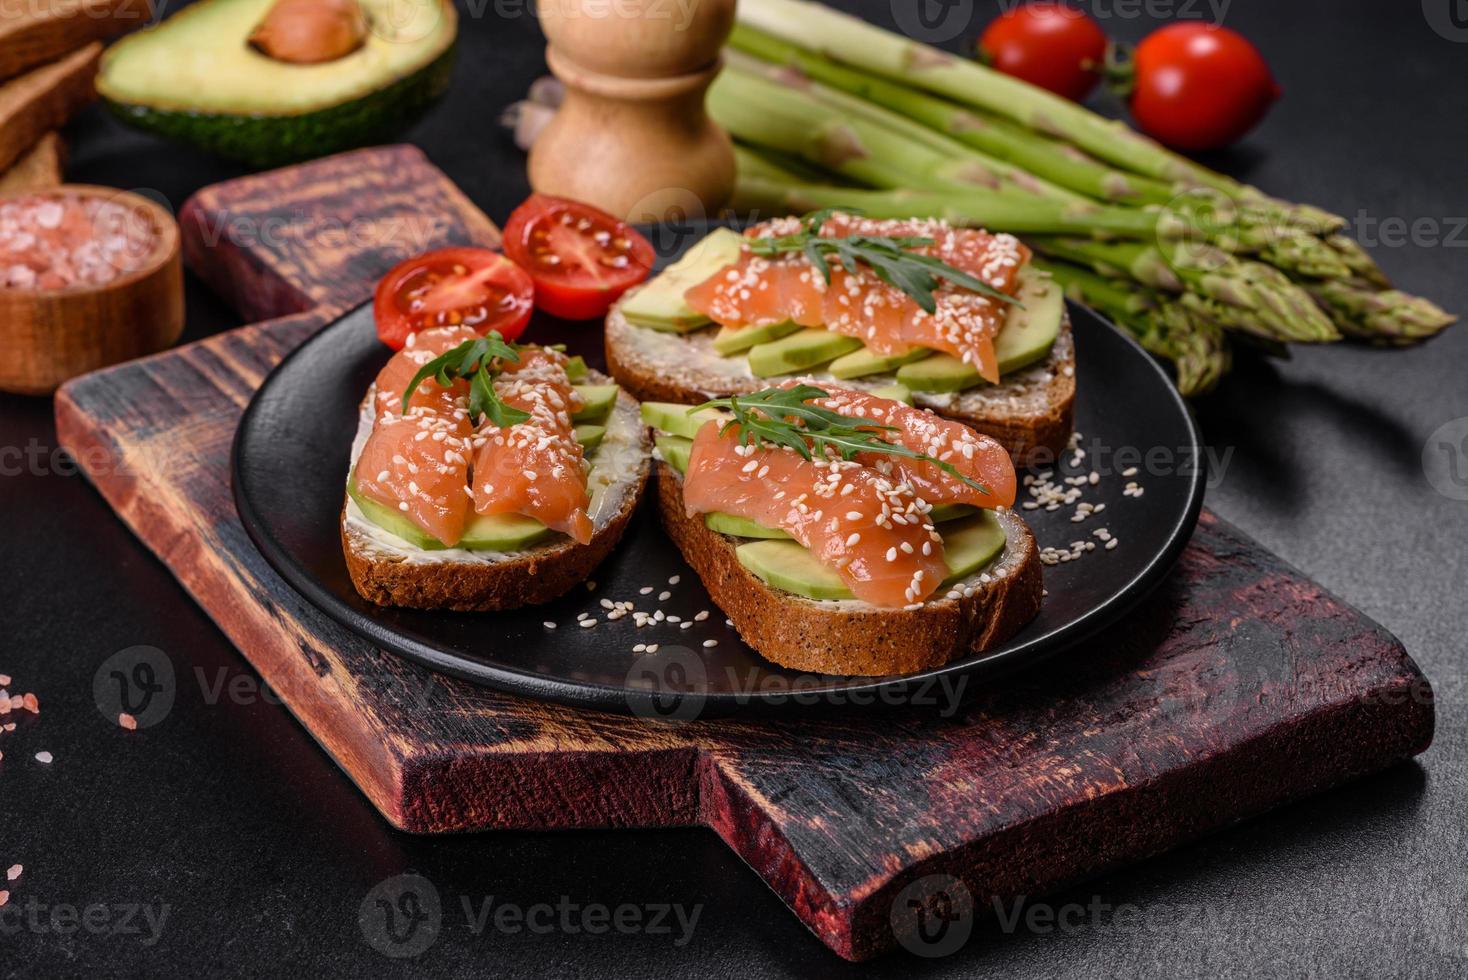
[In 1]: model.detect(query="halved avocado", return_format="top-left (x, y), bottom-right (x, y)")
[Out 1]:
top-left (98, 0), bottom-right (458, 166)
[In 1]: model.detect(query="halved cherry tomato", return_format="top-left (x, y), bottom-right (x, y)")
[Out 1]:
top-left (502, 194), bottom-right (655, 321)
top-left (978, 3), bottom-right (1108, 103)
top-left (373, 248), bottom-right (535, 350)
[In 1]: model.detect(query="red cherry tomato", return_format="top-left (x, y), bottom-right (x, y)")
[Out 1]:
top-left (373, 248), bottom-right (535, 350)
top-left (502, 194), bottom-right (656, 321)
top-left (1129, 23), bottom-right (1280, 151)
top-left (978, 3), bottom-right (1108, 102)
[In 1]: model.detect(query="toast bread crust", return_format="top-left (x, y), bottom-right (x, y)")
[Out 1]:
top-left (654, 463), bottom-right (1044, 675)
top-left (604, 301), bottom-right (1076, 465)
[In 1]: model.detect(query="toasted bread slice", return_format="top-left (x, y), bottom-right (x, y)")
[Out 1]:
top-left (654, 462), bottom-right (1043, 676)
top-left (342, 376), bottom-right (651, 612)
top-left (605, 302), bottom-right (1076, 465)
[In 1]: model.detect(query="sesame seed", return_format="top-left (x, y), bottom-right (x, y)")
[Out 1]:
top-left (640, 586), bottom-right (654, 595)
top-left (703, 640), bottom-right (719, 648)
top-left (543, 621), bottom-right (557, 629)
top-left (34, 751), bottom-right (52, 764)
top-left (668, 575), bottom-right (680, 585)
top-left (658, 590), bottom-right (672, 601)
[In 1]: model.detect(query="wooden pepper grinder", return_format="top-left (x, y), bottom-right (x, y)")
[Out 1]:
top-left (530, 0), bottom-right (736, 223)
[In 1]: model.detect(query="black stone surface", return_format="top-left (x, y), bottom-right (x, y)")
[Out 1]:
top-left (2, 1), bottom-right (1465, 976)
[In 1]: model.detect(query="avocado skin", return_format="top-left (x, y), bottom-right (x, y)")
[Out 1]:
top-left (101, 43), bottom-right (457, 168)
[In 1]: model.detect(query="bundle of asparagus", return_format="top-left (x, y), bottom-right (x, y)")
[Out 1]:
top-left (708, 0), bottom-right (1453, 394)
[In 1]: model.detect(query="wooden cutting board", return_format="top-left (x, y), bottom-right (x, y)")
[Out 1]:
top-left (53, 146), bottom-right (1434, 962)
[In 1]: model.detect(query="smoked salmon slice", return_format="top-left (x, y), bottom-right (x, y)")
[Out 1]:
top-left (683, 214), bottom-right (1029, 384)
top-left (353, 325), bottom-right (482, 546)
top-left (354, 328), bottom-right (593, 548)
top-left (470, 348), bottom-right (594, 545)
top-left (683, 422), bottom-right (947, 608)
top-left (791, 382), bottom-right (1017, 511)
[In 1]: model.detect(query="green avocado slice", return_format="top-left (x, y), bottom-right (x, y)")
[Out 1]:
top-left (571, 384), bottom-right (619, 422)
top-left (734, 512), bottom-right (1008, 602)
top-left (748, 329), bottom-right (864, 378)
top-left (620, 228), bottom-right (745, 332)
top-left (712, 321), bottom-right (802, 355)
top-left (640, 402), bottom-right (728, 440)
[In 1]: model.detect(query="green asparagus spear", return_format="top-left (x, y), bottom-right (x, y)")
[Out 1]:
top-left (1028, 236), bottom-right (1340, 343)
top-left (729, 23), bottom-right (1179, 206)
top-left (1034, 258), bottom-right (1230, 395)
top-left (1301, 279), bottom-right (1456, 344)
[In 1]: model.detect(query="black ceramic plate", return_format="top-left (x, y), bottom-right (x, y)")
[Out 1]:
top-left (233, 232), bottom-right (1203, 716)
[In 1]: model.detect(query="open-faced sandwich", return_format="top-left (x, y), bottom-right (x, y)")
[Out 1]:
top-left (607, 211), bottom-right (1075, 463)
top-left (643, 381), bottom-right (1042, 675)
top-left (342, 325), bottom-right (650, 611)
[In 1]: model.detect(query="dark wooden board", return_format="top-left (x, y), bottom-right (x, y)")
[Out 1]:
top-left (53, 146), bottom-right (1434, 961)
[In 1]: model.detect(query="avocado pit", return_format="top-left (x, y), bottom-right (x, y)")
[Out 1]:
top-left (248, 0), bottom-right (368, 64)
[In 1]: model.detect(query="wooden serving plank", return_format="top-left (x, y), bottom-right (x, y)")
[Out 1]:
top-left (53, 146), bottom-right (1434, 962)
top-left (0, 42), bottom-right (98, 174)
top-left (0, 0), bottom-right (150, 83)
top-left (0, 131), bottom-right (65, 192)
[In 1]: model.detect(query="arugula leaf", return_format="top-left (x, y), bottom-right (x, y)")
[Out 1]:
top-left (400, 334), bottom-right (532, 428)
top-left (697, 384), bottom-right (990, 495)
top-left (745, 211), bottom-right (1020, 315)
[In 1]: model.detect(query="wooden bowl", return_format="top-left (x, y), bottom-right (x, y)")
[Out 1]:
top-left (0, 184), bottom-right (182, 395)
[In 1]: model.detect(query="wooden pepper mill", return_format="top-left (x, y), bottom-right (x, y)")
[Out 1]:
top-left (530, 0), bottom-right (736, 223)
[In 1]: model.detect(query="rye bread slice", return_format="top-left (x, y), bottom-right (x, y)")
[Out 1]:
top-left (342, 383), bottom-right (651, 612)
top-left (654, 463), bottom-right (1044, 676)
top-left (604, 300), bottom-right (1076, 466)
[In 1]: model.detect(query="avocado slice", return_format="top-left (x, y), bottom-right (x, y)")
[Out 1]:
top-left (97, 0), bottom-right (458, 167)
top-left (347, 480), bottom-right (448, 550)
top-left (654, 434), bottom-right (692, 474)
top-left (994, 271), bottom-right (1064, 375)
top-left (827, 345), bottom-right (930, 380)
top-left (573, 423), bottom-right (606, 452)
top-left (867, 382), bottom-right (913, 405)
top-left (713, 320), bottom-right (802, 355)
top-left (571, 384), bottom-right (619, 422)
top-left (348, 478), bottom-right (557, 552)
top-left (620, 228), bottom-right (745, 332)
top-left (748, 329), bottom-right (863, 378)
top-left (896, 353), bottom-right (981, 394)
top-left (564, 356), bottom-right (588, 382)
top-left (640, 402), bottom-right (728, 440)
top-left (705, 512), bottom-right (793, 540)
top-left (734, 512), bottom-right (1008, 601)
top-left (458, 513), bottom-right (556, 551)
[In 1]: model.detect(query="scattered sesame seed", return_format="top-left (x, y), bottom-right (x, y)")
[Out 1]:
top-left (658, 591), bottom-right (672, 601)
top-left (118, 713), bottom-right (137, 731)
top-left (703, 640), bottom-right (718, 648)
top-left (34, 751), bottom-right (52, 764)
top-left (543, 621), bottom-right (557, 629)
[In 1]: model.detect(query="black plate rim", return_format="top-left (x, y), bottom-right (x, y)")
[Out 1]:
top-left (232, 298), bottom-right (1204, 714)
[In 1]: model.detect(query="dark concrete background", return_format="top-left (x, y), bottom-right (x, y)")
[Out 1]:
top-left (2, 1), bottom-right (1465, 975)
